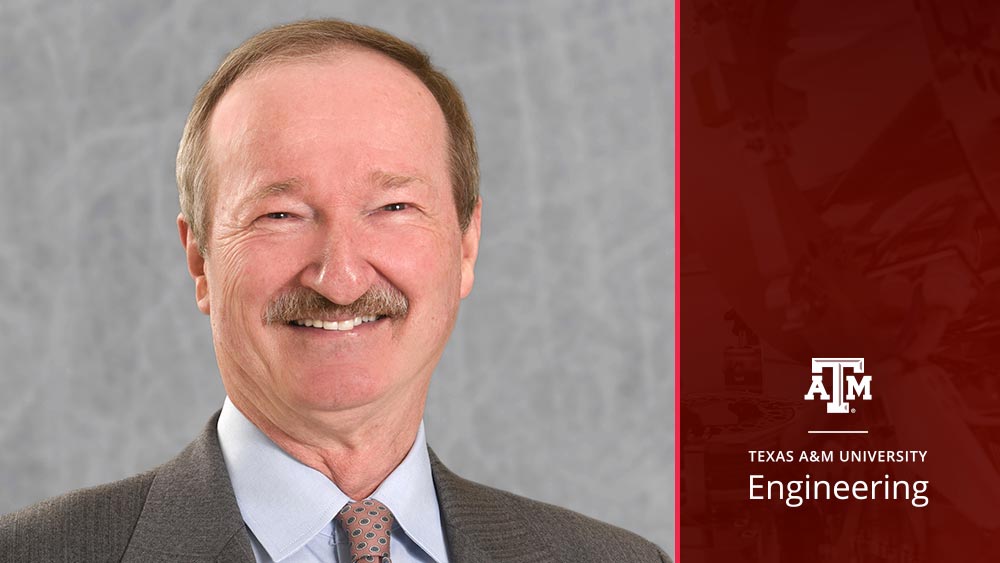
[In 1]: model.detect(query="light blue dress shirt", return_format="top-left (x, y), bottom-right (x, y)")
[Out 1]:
top-left (217, 398), bottom-right (450, 563)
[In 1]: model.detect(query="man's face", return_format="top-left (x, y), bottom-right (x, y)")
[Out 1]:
top-left (180, 50), bottom-right (480, 417)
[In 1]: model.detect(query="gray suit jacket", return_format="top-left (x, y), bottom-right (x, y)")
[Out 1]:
top-left (1, 413), bottom-right (668, 562)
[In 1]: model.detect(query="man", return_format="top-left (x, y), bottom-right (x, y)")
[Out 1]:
top-left (1, 19), bottom-right (667, 562)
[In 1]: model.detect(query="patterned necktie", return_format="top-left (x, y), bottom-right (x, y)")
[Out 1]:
top-left (337, 498), bottom-right (395, 563)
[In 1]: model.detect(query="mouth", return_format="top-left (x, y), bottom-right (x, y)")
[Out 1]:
top-left (289, 315), bottom-right (383, 332)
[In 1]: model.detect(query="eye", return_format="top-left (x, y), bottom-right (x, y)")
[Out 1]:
top-left (263, 212), bottom-right (292, 220)
top-left (382, 203), bottom-right (408, 212)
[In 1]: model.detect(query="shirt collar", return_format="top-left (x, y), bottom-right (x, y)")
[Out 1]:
top-left (217, 398), bottom-right (448, 562)
top-left (369, 419), bottom-right (449, 563)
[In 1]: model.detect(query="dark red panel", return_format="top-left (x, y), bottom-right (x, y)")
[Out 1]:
top-left (678, 1), bottom-right (1000, 561)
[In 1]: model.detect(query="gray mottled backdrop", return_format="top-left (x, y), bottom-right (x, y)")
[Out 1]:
top-left (0, 0), bottom-right (673, 554)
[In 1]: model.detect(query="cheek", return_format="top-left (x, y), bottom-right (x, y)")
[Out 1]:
top-left (375, 227), bottom-right (464, 299)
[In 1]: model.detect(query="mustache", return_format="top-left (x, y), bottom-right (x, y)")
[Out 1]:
top-left (263, 285), bottom-right (409, 325)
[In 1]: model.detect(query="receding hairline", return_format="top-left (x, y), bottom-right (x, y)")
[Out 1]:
top-left (222, 43), bottom-right (406, 92)
top-left (209, 45), bottom-right (448, 131)
top-left (206, 46), bottom-right (437, 138)
top-left (201, 43), bottom-right (454, 200)
top-left (200, 46), bottom-right (454, 214)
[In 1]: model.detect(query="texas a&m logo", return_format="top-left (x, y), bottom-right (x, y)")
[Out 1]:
top-left (804, 358), bottom-right (872, 414)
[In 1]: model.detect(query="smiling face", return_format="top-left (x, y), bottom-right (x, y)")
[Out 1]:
top-left (180, 50), bottom-right (480, 420)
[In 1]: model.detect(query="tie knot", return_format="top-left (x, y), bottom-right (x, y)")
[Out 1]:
top-left (337, 499), bottom-right (395, 563)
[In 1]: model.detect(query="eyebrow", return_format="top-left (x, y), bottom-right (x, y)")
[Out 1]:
top-left (238, 178), bottom-right (302, 211)
top-left (368, 170), bottom-right (429, 190)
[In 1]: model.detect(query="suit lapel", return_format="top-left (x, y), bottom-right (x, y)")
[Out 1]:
top-left (122, 412), bottom-right (254, 562)
top-left (429, 450), bottom-right (557, 563)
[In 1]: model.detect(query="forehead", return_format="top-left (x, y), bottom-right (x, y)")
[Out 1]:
top-left (207, 49), bottom-right (449, 189)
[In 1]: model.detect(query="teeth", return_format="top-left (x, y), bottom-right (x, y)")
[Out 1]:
top-left (293, 316), bottom-right (380, 331)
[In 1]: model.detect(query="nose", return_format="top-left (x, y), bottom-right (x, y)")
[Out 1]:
top-left (299, 221), bottom-right (376, 305)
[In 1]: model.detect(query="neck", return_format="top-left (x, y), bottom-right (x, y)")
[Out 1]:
top-left (227, 389), bottom-right (425, 500)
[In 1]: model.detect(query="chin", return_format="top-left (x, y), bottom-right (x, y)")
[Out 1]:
top-left (287, 365), bottom-right (391, 411)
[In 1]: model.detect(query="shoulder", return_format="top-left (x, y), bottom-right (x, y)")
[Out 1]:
top-left (491, 484), bottom-right (669, 562)
top-left (0, 470), bottom-right (156, 562)
top-left (430, 451), bottom-right (670, 562)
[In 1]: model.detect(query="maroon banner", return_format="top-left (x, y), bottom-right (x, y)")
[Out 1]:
top-left (678, 1), bottom-right (1000, 561)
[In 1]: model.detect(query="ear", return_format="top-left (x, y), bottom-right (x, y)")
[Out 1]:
top-left (459, 199), bottom-right (482, 299)
top-left (177, 213), bottom-right (211, 315)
